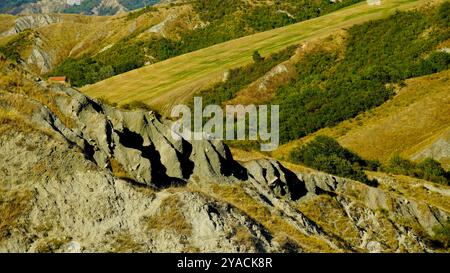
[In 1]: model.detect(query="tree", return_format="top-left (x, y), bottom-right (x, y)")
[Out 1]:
top-left (290, 135), bottom-right (375, 185)
top-left (388, 155), bottom-right (415, 175)
top-left (437, 1), bottom-right (450, 26)
top-left (386, 155), bottom-right (449, 185)
top-left (252, 50), bottom-right (264, 63)
top-left (433, 219), bottom-right (450, 248)
top-left (417, 158), bottom-right (448, 185)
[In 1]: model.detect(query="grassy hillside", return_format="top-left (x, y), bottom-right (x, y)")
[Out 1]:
top-left (81, 0), bottom-right (441, 114)
top-left (0, 4), bottom-right (195, 74)
top-left (0, 15), bottom-right (15, 34)
top-left (272, 3), bottom-right (449, 143)
top-left (175, 1), bottom-right (449, 166)
top-left (0, 0), bottom-right (161, 15)
top-left (0, 1), bottom-right (360, 83)
top-left (51, 0), bottom-right (360, 87)
top-left (273, 70), bottom-right (450, 168)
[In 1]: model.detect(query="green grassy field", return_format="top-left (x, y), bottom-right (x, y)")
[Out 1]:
top-left (81, 0), bottom-right (437, 114)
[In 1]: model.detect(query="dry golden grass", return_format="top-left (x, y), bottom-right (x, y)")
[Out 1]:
top-left (229, 147), bottom-right (320, 176)
top-left (339, 71), bottom-right (450, 163)
top-left (229, 147), bottom-right (268, 162)
top-left (0, 61), bottom-right (76, 129)
top-left (81, 0), bottom-right (438, 115)
top-left (109, 158), bottom-right (133, 180)
top-left (297, 195), bottom-right (363, 247)
top-left (189, 181), bottom-right (337, 252)
top-left (146, 195), bottom-right (192, 236)
top-left (0, 15), bottom-right (15, 34)
top-left (35, 12), bottom-right (159, 59)
top-left (33, 237), bottom-right (71, 253)
top-left (0, 188), bottom-right (33, 240)
top-left (0, 107), bottom-right (54, 138)
top-left (111, 232), bottom-right (144, 253)
top-left (232, 226), bottom-right (257, 250)
top-left (370, 171), bottom-right (450, 212)
top-left (273, 69), bottom-right (450, 165)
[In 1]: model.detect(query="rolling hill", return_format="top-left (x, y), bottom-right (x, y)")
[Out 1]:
top-left (0, 0), bottom-right (162, 16)
top-left (0, 0), bottom-right (362, 83)
top-left (81, 0), bottom-right (440, 114)
top-left (1, 0), bottom-right (450, 254)
top-left (1, 58), bottom-right (449, 253)
top-left (273, 69), bottom-right (450, 168)
top-left (0, 3), bottom-right (196, 74)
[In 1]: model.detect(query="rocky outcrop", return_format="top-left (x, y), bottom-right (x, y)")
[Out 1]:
top-left (23, 84), bottom-right (246, 188)
top-left (412, 128), bottom-right (450, 169)
top-left (0, 15), bottom-right (57, 73)
top-left (1, 14), bottom-right (60, 37)
top-left (26, 36), bottom-right (54, 73)
top-left (3, 0), bottom-right (168, 16)
top-left (0, 74), bottom-right (278, 252)
top-left (245, 159), bottom-right (307, 201)
top-left (4, 0), bottom-right (128, 16)
top-left (147, 13), bottom-right (178, 37)
top-left (257, 64), bottom-right (289, 92)
top-left (243, 159), bottom-right (449, 252)
top-left (0, 63), bottom-right (449, 253)
top-left (94, 0), bottom-right (127, 15)
top-left (0, 130), bottom-right (277, 252)
top-left (296, 171), bottom-right (449, 252)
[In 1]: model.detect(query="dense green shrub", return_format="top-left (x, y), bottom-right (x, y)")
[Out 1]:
top-left (387, 155), bottom-right (415, 174)
top-left (97, 42), bottom-right (145, 74)
top-left (47, 56), bottom-right (113, 87)
top-left (433, 219), bottom-right (450, 249)
top-left (0, 0), bottom-right (38, 13)
top-left (244, 6), bottom-right (296, 32)
top-left (98, 6), bottom-right (120, 16)
top-left (48, 39), bottom-right (148, 86)
top-left (386, 155), bottom-right (449, 185)
top-left (252, 51), bottom-right (264, 63)
top-left (290, 136), bottom-right (377, 185)
top-left (121, 100), bottom-right (153, 111)
top-left (172, 3), bottom-right (450, 149)
top-left (0, 30), bottom-right (34, 61)
top-left (411, 52), bottom-right (450, 76)
top-left (194, 46), bottom-right (297, 106)
top-left (192, 0), bottom-right (243, 22)
top-left (242, 0), bottom-right (361, 32)
top-left (126, 5), bottom-right (158, 20)
top-left (437, 1), bottom-right (450, 26)
top-left (63, 0), bottom-right (101, 15)
top-left (275, 48), bottom-right (394, 142)
top-left (119, 0), bottom-right (159, 11)
top-left (274, 5), bottom-right (450, 143)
